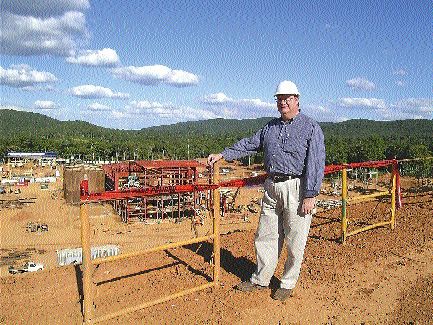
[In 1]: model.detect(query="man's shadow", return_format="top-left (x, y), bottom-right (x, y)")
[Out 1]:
top-left (184, 241), bottom-right (281, 288)
top-left (74, 264), bottom-right (85, 314)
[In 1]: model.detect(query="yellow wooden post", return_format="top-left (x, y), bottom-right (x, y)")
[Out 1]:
top-left (80, 177), bottom-right (93, 323)
top-left (341, 168), bottom-right (348, 244)
top-left (390, 169), bottom-right (397, 230)
top-left (212, 161), bottom-right (221, 284)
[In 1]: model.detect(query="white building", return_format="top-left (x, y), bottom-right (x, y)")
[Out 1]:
top-left (6, 152), bottom-right (58, 167)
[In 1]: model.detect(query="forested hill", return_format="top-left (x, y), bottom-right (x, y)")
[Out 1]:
top-left (319, 119), bottom-right (433, 139)
top-left (1, 109), bottom-right (432, 163)
top-left (0, 109), bottom-right (118, 137)
top-left (2, 108), bottom-right (432, 139)
top-left (144, 117), bottom-right (433, 139)
top-left (142, 117), bottom-right (272, 137)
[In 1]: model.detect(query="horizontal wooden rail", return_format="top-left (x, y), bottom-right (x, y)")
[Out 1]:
top-left (92, 234), bottom-right (215, 265)
top-left (92, 281), bottom-right (216, 323)
top-left (348, 191), bottom-right (389, 203)
top-left (346, 220), bottom-right (392, 237)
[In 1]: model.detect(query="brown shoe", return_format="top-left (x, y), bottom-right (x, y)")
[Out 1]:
top-left (271, 288), bottom-right (293, 301)
top-left (235, 281), bottom-right (268, 292)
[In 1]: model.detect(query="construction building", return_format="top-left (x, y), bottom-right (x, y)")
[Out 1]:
top-left (101, 160), bottom-right (211, 223)
top-left (6, 152), bottom-right (58, 167)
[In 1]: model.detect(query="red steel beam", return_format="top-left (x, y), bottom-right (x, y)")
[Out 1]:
top-left (86, 160), bottom-right (398, 203)
top-left (81, 184), bottom-right (218, 202)
top-left (102, 160), bottom-right (202, 181)
top-left (324, 159), bottom-right (396, 175)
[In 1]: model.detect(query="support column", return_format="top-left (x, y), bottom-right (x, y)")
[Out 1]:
top-left (80, 177), bottom-right (93, 323)
top-left (390, 163), bottom-right (397, 230)
top-left (212, 161), bottom-right (221, 284)
top-left (341, 168), bottom-right (348, 244)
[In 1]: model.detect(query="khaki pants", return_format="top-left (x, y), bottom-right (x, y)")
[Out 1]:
top-left (250, 177), bottom-right (312, 289)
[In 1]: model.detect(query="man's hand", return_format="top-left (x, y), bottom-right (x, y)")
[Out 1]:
top-left (302, 197), bottom-right (316, 215)
top-left (207, 153), bottom-right (223, 166)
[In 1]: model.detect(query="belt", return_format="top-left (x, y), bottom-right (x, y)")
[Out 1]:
top-left (268, 173), bottom-right (302, 183)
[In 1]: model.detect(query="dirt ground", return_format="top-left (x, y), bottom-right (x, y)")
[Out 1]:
top-left (0, 165), bottom-right (432, 324)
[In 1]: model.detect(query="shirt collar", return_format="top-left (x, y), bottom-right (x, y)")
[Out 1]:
top-left (279, 112), bottom-right (300, 125)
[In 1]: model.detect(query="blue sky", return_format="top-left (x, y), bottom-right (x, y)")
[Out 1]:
top-left (1, 0), bottom-right (431, 130)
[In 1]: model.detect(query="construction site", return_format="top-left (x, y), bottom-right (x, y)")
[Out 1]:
top-left (0, 157), bottom-right (432, 324)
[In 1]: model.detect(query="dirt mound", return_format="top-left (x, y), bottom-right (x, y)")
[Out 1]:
top-left (1, 188), bottom-right (432, 324)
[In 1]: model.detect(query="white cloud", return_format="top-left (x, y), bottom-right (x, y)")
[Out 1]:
top-left (201, 92), bottom-right (275, 119)
top-left (346, 77), bottom-right (376, 91)
top-left (1, 11), bottom-right (89, 56)
top-left (395, 80), bottom-right (405, 87)
top-left (379, 110), bottom-right (426, 121)
top-left (0, 64), bottom-right (58, 88)
top-left (302, 104), bottom-right (347, 123)
top-left (128, 100), bottom-right (164, 111)
top-left (202, 93), bottom-right (273, 109)
top-left (111, 110), bottom-right (129, 120)
top-left (23, 85), bottom-right (56, 92)
top-left (0, 105), bottom-right (25, 111)
top-left (126, 100), bottom-right (178, 118)
top-left (202, 92), bottom-right (231, 104)
top-left (70, 85), bottom-right (129, 99)
top-left (2, 0), bottom-right (90, 18)
top-left (88, 103), bottom-right (112, 111)
top-left (34, 100), bottom-right (57, 110)
top-left (123, 100), bottom-right (219, 121)
top-left (393, 68), bottom-right (407, 76)
top-left (166, 69), bottom-right (199, 87)
top-left (236, 98), bottom-right (275, 109)
top-left (333, 97), bottom-right (432, 120)
top-left (337, 97), bottom-right (386, 109)
top-left (66, 48), bottom-right (120, 66)
top-left (112, 65), bottom-right (199, 87)
top-left (391, 98), bottom-right (433, 116)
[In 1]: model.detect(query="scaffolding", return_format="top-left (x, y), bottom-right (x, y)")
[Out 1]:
top-left (102, 160), bottom-right (211, 223)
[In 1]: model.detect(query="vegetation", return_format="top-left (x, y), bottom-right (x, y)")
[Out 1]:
top-left (0, 109), bottom-right (432, 164)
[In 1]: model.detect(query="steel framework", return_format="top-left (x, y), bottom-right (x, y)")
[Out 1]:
top-left (102, 160), bottom-right (211, 223)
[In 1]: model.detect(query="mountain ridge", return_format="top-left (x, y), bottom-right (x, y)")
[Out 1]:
top-left (1, 108), bottom-right (431, 139)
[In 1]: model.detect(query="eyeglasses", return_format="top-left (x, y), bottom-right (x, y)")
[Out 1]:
top-left (275, 96), bottom-right (297, 104)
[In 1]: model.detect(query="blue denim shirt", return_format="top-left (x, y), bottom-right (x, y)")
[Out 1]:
top-left (221, 113), bottom-right (326, 197)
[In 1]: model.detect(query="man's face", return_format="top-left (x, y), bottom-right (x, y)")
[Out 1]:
top-left (276, 95), bottom-right (299, 118)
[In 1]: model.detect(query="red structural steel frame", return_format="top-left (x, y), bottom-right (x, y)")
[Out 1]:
top-left (84, 159), bottom-right (401, 203)
top-left (102, 160), bottom-right (201, 190)
top-left (324, 159), bottom-right (398, 174)
top-left (101, 160), bottom-right (208, 223)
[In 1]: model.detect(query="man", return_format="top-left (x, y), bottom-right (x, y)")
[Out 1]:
top-left (207, 80), bottom-right (325, 301)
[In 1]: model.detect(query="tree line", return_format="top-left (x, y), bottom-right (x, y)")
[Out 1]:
top-left (0, 109), bottom-right (432, 165)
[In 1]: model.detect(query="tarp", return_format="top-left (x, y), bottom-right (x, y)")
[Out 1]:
top-left (56, 245), bottom-right (120, 266)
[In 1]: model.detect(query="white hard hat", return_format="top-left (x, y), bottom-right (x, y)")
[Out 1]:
top-left (274, 80), bottom-right (300, 96)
